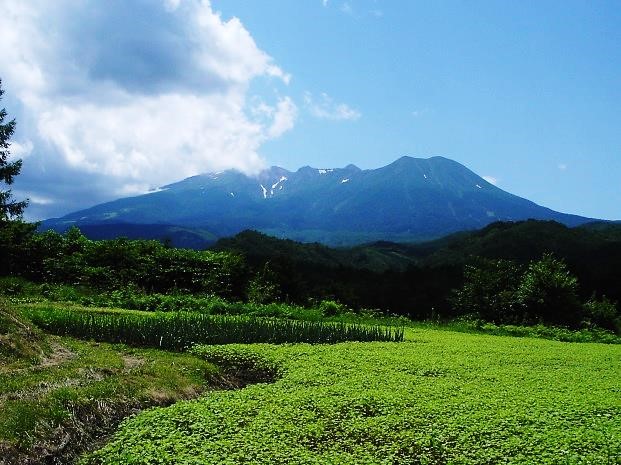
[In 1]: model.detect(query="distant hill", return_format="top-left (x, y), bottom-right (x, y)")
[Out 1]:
top-left (42, 156), bottom-right (598, 246)
top-left (212, 230), bottom-right (422, 272)
top-left (211, 221), bottom-right (621, 308)
top-left (214, 220), bottom-right (621, 268)
top-left (72, 224), bottom-right (217, 249)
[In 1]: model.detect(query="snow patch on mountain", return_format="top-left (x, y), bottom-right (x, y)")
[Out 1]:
top-left (272, 176), bottom-right (288, 188)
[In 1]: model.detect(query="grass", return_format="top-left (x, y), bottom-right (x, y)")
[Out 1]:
top-left (0, 300), bottom-right (230, 464)
top-left (85, 328), bottom-right (621, 464)
top-left (0, 336), bottom-right (222, 464)
top-left (22, 303), bottom-right (404, 348)
top-left (434, 319), bottom-right (621, 344)
top-left (0, 300), bottom-right (49, 366)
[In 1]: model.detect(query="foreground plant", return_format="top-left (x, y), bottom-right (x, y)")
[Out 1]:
top-left (85, 329), bottom-right (621, 464)
top-left (25, 305), bottom-right (404, 348)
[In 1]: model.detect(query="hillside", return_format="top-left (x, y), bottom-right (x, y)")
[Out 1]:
top-left (211, 220), bottom-right (621, 310)
top-left (213, 220), bottom-right (621, 268)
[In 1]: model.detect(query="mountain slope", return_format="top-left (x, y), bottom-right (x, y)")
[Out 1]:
top-left (43, 156), bottom-right (597, 245)
top-left (210, 221), bottom-right (621, 309)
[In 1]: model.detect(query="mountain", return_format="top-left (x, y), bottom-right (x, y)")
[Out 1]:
top-left (42, 156), bottom-right (598, 246)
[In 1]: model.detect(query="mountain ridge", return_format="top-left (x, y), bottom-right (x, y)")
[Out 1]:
top-left (42, 156), bottom-right (599, 246)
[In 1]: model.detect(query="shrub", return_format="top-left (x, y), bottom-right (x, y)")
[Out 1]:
top-left (584, 296), bottom-right (620, 333)
top-left (247, 263), bottom-right (281, 304)
top-left (516, 254), bottom-right (582, 327)
top-left (450, 258), bottom-right (523, 324)
top-left (7, 228), bottom-right (247, 298)
top-left (319, 299), bottom-right (348, 317)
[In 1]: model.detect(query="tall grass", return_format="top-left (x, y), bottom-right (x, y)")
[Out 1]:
top-left (25, 307), bottom-right (404, 349)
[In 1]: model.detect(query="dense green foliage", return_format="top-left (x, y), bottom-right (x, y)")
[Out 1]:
top-left (1, 227), bottom-right (245, 296)
top-left (4, 280), bottom-right (334, 321)
top-left (449, 258), bottom-right (523, 323)
top-left (451, 255), bottom-right (621, 331)
top-left (211, 223), bottom-right (621, 330)
top-left (2, 220), bottom-right (620, 331)
top-left (9, 285), bottom-right (619, 344)
top-left (24, 305), bottom-right (404, 348)
top-left (516, 254), bottom-right (582, 326)
top-left (85, 331), bottom-right (621, 464)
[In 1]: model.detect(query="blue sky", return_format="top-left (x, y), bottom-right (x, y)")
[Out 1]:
top-left (1, 0), bottom-right (620, 220)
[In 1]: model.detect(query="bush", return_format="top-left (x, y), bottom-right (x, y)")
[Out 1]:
top-left (0, 277), bottom-right (39, 296)
top-left (450, 259), bottom-right (523, 324)
top-left (584, 297), bottom-right (620, 333)
top-left (247, 263), bottom-right (280, 304)
top-left (6, 228), bottom-right (247, 298)
top-left (516, 254), bottom-right (582, 327)
top-left (319, 300), bottom-right (348, 317)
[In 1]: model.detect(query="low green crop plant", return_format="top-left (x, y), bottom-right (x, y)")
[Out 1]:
top-left (24, 305), bottom-right (404, 349)
top-left (85, 329), bottom-right (621, 464)
top-left (443, 318), bottom-right (621, 344)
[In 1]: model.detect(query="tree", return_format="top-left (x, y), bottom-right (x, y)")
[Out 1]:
top-left (516, 254), bottom-right (582, 327)
top-left (247, 262), bottom-right (281, 304)
top-left (450, 258), bottom-right (524, 324)
top-left (0, 79), bottom-right (28, 221)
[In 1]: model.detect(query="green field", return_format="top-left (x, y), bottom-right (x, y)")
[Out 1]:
top-left (85, 328), bottom-right (621, 464)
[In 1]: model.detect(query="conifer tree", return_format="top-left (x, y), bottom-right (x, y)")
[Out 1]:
top-left (0, 79), bottom-right (28, 220)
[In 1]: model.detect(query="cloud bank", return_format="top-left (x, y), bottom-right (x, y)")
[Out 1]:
top-left (0, 0), bottom-right (295, 219)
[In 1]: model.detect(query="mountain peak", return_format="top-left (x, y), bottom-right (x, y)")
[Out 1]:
top-left (392, 155), bottom-right (417, 164)
top-left (43, 155), bottom-right (597, 246)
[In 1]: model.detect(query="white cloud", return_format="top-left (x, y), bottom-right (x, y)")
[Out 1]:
top-left (12, 190), bottom-right (55, 205)
top-left (8, 140), bottom-right (34, 160)
top-left (26, 194), bottom-right (55, 205)
top-left (482, 176), bottom-right (499, 186)
top-left (322, 0), bottom-right (329, 6)
top-left (341, 2), bottom-right (353, 15)
top-left (268, 97), bottom-right (298, 138)
top-left (558, 163), bottom-right (568, 171)
top-left (0, 0), bottom-right (295, 217)
top-left (304, 92), bottom-right (361, 121)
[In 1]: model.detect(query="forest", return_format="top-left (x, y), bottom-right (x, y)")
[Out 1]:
top-left (1, 219), bottom-right (620, 334)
